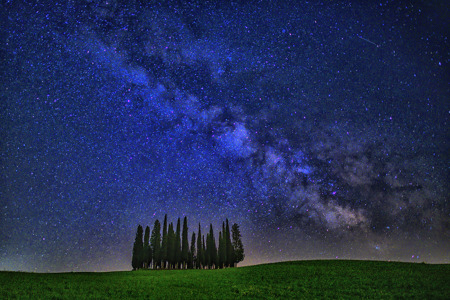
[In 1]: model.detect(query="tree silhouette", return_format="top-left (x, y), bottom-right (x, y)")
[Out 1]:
top-left (202, 235), bottom-right (206, 268)
top-left (206, 232), bottom-right (211, 268)
top-left (225, 219), bottom-right (234, 267)
top-left (132, 225), bottom-right (144, 270)
top-left (168, 222), bottom-right (175, 269)
top-left (181, 216), bottom-right (189, 269)
top-left (161, 214), bottom-right (168, 269)
top-left (175, 218), bottom-right (181, 269)
top-left (222, 222), bottom-right (227, 266)
top-left (196, 223), bottom-right (203, 269)
top-left (232, 223), bottom-right (245, 266)
top-left (218, 231), bottom-right (224, 269)
top-left (143, 225), bottom-right (151, 269)
top-left (208, 224), bottom-right (217, 269)
top-left (189, 231), bottom-right (196, 269)
top-left (150, 219), bottom-right (161, 269)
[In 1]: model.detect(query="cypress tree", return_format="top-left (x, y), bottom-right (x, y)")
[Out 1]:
top-left (131, 225), bottom-right (144, 270)
top-left (168, 223), bottom-right (175, 269)
top-left (225, 219), bottom-right (234, 267)
top-left (143, 226), bottom-right (151, 269)
top-left (218, 231), bottom-right (224, 269)
top-left (175, 218), bottom-right (181, 269)
top-left (205, 233), bottom-right (211, 268)
top-left (231, 223), bottom-right (245, 267)
top-left (147, 242), bottom-right (153, 269)
top-left (202, 235), bottom-right (206, 269)
top-left (181, 216), bottom-right (189, 269)
top-left (161, 214), bottom-right (168, 269)
top-left (222, 222), bottom-right (227, 266)
top-left (150, 219), bottom-right (161, 269)
top-left (190, 232), bottom-right (196, 269)
top-left (209, 224), bottom-right (218, 269)
top-left (196, 224), bottom-right (202, 269)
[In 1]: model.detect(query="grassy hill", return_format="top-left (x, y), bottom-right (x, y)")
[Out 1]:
top-left (1, 260), bottom-right (448, 299)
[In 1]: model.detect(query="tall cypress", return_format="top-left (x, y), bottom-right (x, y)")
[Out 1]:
top-left (231, 223), bottom-right (245, 267)
top-left (143, 226), bottom-right (151, 269)
top-left (225, 219), bottom-right (234, 267)
top-left (181, 216), bottom-right (189, 269)
top-left (161, 214), bottom-right (168, 269)
top-left (222, 222), bottom-right (227, 266)
top-left (209, 224), bottom-right (218, 269)
top-left (190, 232), bottom-right (196, 269)
top-left (168, 222), bottom-right (175, 269)
top-left (202, 235), bottom-right (206, 269)
top-left (131, 225), bottom-right (144, 270)
top-left (150, 219), bottom-right (161, 269)
top-left (175, 218), bottom-right (181, 269)
top-left (218, 231), bottom-right (224, 269)
top-left (205, 233), bottom-right (211, 268)
top-left (196, 223), bottom-right (202, 269)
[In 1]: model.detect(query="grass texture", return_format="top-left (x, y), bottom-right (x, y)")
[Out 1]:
top-left (1, 260), bottom-right (448, 299)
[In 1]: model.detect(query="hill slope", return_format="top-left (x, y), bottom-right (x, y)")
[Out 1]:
top-left (1, 260), bottom-right (448, 299)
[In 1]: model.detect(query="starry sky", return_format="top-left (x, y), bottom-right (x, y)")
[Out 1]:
top-left (1, 1), bottom-right (448, 272)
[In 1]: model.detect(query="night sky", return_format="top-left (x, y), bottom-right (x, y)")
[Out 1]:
top-left (1, 1), bottom-right (448, 272)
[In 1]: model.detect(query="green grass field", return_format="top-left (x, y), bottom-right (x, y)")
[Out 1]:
top-left (1, 260), bottom-right (448, 299)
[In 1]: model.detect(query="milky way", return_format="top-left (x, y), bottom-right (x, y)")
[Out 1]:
top-left (1, 1), bottom-right (448, 272)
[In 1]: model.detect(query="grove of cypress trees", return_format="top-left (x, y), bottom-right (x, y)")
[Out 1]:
top-left (132, 225), bottom-right (144, 270)
top-left (181, 216), bottom-right (189, 269)
top-left (131, 216), bottom-right (244, 270)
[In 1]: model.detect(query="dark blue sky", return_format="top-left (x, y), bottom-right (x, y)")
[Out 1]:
top-left (1, 1), bottom-right (448, 272)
